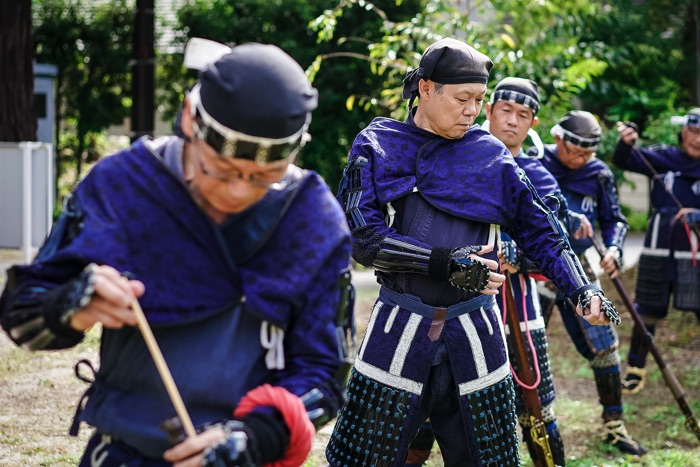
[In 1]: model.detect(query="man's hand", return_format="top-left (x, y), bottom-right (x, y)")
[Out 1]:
top-left (600, 249), bottom-right (621, 279)
top-left (674, 207), bottom-right (700, 225)
top-left (572, 213), bottom-right (593, 240)
top-left (69, 265), bottom-right (144, 332)
top-left (575, 295), bottom-right (610, 325)
top-left (163, 427), bottom-right (227, 467)
top-left (616, 121), bottom-right (639, 146)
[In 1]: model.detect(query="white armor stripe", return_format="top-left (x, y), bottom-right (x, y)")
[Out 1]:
top-left (493, 302), bottom-right (507, 343)
top-left (389, 313), bottom-right (422, 375)
top-left (650, 213), bottom-right (661, 249)
top-left (674, 250), bottom-right (700, 260)
top-left (504, 316), bottom-right (547, 335)
top-left (458, 361), bottom-right (511, 395)
top-left (354, 359), bottom-right (424, 395)
top-left (458, 310), bottom-right (489, 378)
top-left (384, 305), bottom-right (399, 333)
top-left (481, 308), bottom-right (494, 335)
top-left (641, 247), bottom-right (670, 257)
top-left (359, 300), bottom-right (383, 360)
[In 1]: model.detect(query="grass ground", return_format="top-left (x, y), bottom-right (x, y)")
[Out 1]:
top-left (1, 266), bottom-right (699, 466)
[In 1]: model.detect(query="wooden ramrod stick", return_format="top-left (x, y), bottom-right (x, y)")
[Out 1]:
top-left (131, 298), bottom-right (197, 438)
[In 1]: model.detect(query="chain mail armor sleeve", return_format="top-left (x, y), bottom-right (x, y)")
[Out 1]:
top-left (504, 168), bottom-right (619, 324)
top-left (597, 169), bottom-right (628, 268)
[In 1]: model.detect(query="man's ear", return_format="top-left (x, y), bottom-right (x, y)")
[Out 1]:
top-left (531, 115), bottom-right (539, 128)
top-left (417, 79), bottom-right (431, 99)
top-left (484, 102), bottom-right (492, 120)
top-left (181, 98), bottom-right (195, 140)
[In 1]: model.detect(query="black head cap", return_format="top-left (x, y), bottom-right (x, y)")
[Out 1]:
top-left (402, 38), bottom-right (493, 106)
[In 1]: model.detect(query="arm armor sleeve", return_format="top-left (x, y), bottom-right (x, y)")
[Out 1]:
top-left (372, 237), bottom-right (431, 274)
top-left (0, 268), bottom-right (91, 351)
top-left (514, 170), bottom-right (590, 290)
top-left (508, 169), bottom-right (620, 323)
top-left (597, 169), bottom-right (628, 252)
top-left (1, 195), bottom-right (89, 351)
top-left (337, 156), bottom-right (369, 230)
top-left (543, 191), bottom-right (588, 240)
top-left (372, 238), bottom-right (490, 292)
top-left (298, 269), bottom-right (356, 430)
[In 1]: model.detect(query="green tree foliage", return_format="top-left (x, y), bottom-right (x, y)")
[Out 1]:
top-left (157, 0), bottom-right (423, 190)
top-left (33, 0), bottom-right (134, 186)
top-left (312, 0), bottom-right (611, 143)
top-left (313, 0), bottom-right (698, 177)
top-left (580, 0), bottom-right (699, 128)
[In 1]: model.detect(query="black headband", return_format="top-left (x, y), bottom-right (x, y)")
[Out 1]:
top-left (402, 38), bottom-right (493, 107)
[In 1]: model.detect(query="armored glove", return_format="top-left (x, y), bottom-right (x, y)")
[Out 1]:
top-left (572, 285), bottom-right (621, 325)
top-left (429, 246), bottom-right (491, 292)
top-left (500, 239), bottom-right (523, 272)
top-left (202, 420), bottom-right (257, 467)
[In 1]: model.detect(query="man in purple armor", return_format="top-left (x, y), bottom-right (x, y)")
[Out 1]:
top-left (326, 38), bottom-right (617, 467)
top-left (0, 39), bottom-right (354, 467)
top-left (616, 110), bottom-right (700, 394)
top-left (535, 111), bottom-right (646, 455)
top-left (405, 77), bottom-right (596, 467)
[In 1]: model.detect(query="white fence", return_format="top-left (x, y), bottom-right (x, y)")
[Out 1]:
top-left (0, 142), bottom-right (54, 263)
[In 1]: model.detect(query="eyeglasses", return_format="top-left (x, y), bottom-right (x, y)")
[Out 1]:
top-left (563, 141), bottom-right (596, 161)
top-left (193, 137), bottom-right (291, 190)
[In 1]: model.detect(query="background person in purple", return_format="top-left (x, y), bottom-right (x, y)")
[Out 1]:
top-left (0, 39), bottom-right (354, 467)
top-left (615, 111), bottom-right (700, 395)
top-left (327, 38), bottom-right (617, 467)
top-left (486, 77), bottom-right (584, 467)
top-left (535, 111), bottom-right (646, 455)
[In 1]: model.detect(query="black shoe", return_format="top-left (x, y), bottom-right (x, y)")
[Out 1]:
top-left (602, 420), bottom-right (647, 455)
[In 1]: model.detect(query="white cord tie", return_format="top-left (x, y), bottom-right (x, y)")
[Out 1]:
top-left (260, 321), bottom-right (285, 370)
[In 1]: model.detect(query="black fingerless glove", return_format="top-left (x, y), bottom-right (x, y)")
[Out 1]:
top-left (428, 246), bottom-right (490, 292)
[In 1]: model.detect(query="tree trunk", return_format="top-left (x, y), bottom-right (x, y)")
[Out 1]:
top-left (0, 0), bottom-right (36, 141)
